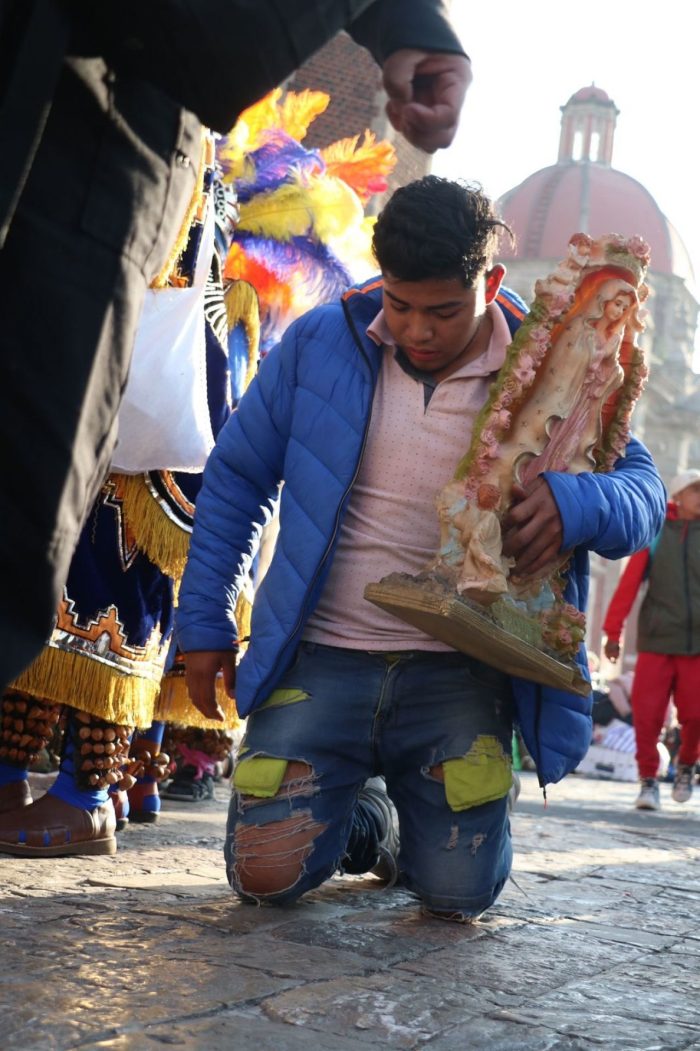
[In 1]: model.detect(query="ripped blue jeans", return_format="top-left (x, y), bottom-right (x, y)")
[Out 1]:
top-left (225, 642), bottom-right (514, 918)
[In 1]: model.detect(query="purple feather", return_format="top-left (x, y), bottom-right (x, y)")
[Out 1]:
top-left (235, 233), bottom-right (353, 353)
top-left (236, 232), bottom-right (352, 297)
top-left (222, 131), bottom-right (325, 203)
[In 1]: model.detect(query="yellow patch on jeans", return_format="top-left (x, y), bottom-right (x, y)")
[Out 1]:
top-left (260, 688), bottom-right (309, 709)
top-left (233, 756), bottom-right (288, 798)
top-left (443, 736), bottom-right (512, 811)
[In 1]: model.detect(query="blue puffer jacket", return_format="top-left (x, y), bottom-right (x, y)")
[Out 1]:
top-left (176, 277), bottom-right (666, 785)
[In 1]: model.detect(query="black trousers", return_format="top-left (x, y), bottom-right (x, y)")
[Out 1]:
top-left (0, 57), bottom-right (199, 690)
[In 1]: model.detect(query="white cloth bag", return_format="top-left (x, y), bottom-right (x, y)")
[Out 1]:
top-left (111, 204), bottom-right (216, 473)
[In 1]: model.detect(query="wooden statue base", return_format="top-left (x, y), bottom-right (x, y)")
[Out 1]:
top-left (364, 578), bottom-right (590, 697)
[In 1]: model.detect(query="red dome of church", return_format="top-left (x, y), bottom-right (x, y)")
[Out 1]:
top-left (496, 87), bottom-right (695, 285)
top-left (567, 85), bottom-right (614, 105)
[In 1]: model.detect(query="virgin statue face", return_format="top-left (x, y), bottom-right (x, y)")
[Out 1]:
top-left (602, 291), bottom-right (634, 325)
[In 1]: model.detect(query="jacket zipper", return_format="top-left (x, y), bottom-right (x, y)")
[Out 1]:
top-left (251, 298), bottom-right (378, 706)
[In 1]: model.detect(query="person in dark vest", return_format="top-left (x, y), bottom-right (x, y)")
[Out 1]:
top-left (604, 469), bottom-right (700, 810)
top-left (0, 0), bottom-right (470, 697)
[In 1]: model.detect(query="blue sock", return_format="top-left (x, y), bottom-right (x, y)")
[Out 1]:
top-left (132, 720), bottom-right (165, 760)
top-left (48, 716), bottom-right (108, 809)
top-left (0, 761), bottom-right (28, 787)
top-left (129, 720), bottom-right (166, 814)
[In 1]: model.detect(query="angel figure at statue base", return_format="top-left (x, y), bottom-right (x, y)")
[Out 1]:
top-left (433, 481), bottom-right (513, 602)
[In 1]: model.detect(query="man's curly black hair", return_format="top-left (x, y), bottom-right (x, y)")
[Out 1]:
top-left (372, 175), bottom-right (513, 287)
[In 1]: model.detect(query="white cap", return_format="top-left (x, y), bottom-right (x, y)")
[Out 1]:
top-left (669, 468), bottom-right (700, 498)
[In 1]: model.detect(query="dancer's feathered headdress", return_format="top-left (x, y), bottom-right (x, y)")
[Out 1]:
top-left (217, 89), bottom-right (396, 356)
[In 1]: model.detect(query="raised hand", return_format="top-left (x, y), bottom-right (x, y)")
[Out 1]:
top-left (382, 50), bottom-right (472, 153)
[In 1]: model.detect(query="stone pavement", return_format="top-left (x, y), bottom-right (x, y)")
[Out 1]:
top-left (1, 772), bottom-right (699, 1051)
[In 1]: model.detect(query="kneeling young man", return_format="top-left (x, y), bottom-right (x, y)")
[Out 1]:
top-left (177, 176), bottom-right (665, 921)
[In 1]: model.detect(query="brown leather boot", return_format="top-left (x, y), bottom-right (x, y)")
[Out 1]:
top-left (0, 793), bottom-right (116, 857)
top-left (0, 779), bottom-right (31, 813)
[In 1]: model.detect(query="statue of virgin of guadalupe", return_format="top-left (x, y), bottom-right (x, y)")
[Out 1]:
top-left (366, 233), bottom-right (651, 691)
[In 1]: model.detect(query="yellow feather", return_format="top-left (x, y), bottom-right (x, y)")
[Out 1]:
top-left (237, 173), bottom-right (362, 243)
top-left (224, 280), bottom-right (261, 392)
top-left (219, 89), bottom-right (330, 180)
top-left (278, 90), bottom-right (330, 141)
top-left (320, 129), bottom-right (392, 169)
top-left (330, 215), bottom-right (379, 281)
top-left (237, 90), bottom-right (284, 148)
top-left (321, 130), bottom-right (397, 202)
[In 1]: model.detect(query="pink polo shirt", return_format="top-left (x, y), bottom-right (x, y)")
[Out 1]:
top-left (303, 302), bottom-right (512, 650)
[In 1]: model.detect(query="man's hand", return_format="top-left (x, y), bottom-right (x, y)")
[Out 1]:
top-left (382, 50), bottom-right (471, 153)
top-left (501, 478), bottom-right (564, 580)
top-left (184, 650), bottom-right (237, 722)
top-left (604, 639), bottom-right (620, 664)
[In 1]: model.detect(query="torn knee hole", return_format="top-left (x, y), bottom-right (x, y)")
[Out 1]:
top-left (234, 812), bottom-right (328, 895)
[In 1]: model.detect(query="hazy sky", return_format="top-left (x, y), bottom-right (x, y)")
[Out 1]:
top-left (431, 0), bottom-right (698, 308)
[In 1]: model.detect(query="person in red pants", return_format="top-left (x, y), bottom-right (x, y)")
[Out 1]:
top-left (604, 469), bottom-right (700, 810)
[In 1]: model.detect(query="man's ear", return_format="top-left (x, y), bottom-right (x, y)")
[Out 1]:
top-left (484, 264), bottom-right (506, 304)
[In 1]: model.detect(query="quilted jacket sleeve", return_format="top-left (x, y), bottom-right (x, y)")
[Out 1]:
top-left (175, 327), bottom-right (298, 652)
top-left (542, 436), bottom-right (666, 560)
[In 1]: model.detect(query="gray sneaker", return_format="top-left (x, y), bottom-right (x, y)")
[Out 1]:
top-left (635, 777), bottom-right (660, 811)
top-left (359, 777), bottom-right (400, 887)
top-left (671, 764), bottom-right (695, 804)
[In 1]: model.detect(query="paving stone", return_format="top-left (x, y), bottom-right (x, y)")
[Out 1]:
top-left (424, 1016), bottom-right (600, 1051)
top-left (497, 962), bottom-right (700, 1049)
top-left (266, 916), bottom-right (457, 964)
top-left (430, 1011), bottom-right (697, 1051)
top-left (86, 1011), bottom-right (369, 1051)
top-left (2, 960), bottom-right (299, 1049)
top-left (396, 921), bottom-right (644, 1006)
top-left (2, 773), bottom-right (699, 1051)
top-left (261, 972), bottom-right (483, 1049)
top-left (478, 1006), bottom-right (697, 1051)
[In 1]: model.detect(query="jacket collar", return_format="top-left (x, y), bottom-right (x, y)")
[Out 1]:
top-left (341, 276), bottom-right (384, 377)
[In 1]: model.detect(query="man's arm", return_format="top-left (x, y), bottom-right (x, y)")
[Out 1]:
top-left (601, 547), bottom-right (651, 661)
top-left (348, 0), bottom-right (463, 60)
top-left (80, 1), bottom-right (468, 147)
top-left (175, 331), bottom-right (296, 716)
top-left (349, 0), bottom-right (470, 152)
